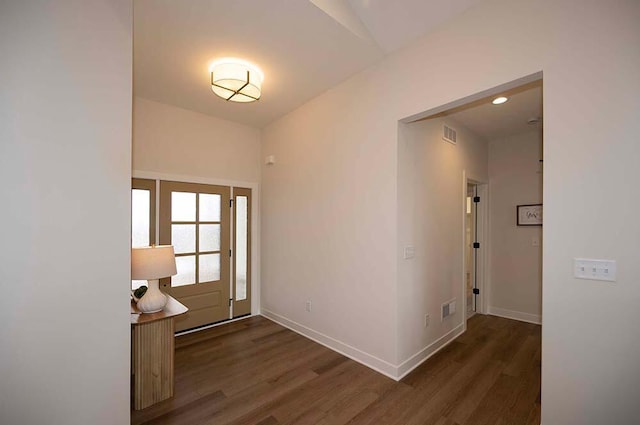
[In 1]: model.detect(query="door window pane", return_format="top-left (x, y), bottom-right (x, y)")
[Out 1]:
top-left (172, 224), bottom-right (196, 254)
top-left (172, 192), bottom-right (196, 221)
top-left (235, 196), bottom-right (248, 301)
top-left (200, 193), bottom-right (221, 221)
top-left (199, 253), bottom-right (220, 282)
top-left (199, 224), bottom-right (221, 252)
top-left (172, 255), bottom-right (196, 286)
top-left (132, 189), bottom-right (150, 248)
top-left (132, 179), bottom-right (156, 290)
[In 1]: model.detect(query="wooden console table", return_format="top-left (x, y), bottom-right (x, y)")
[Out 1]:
top-left (131, 295), bottom-right (188, 410)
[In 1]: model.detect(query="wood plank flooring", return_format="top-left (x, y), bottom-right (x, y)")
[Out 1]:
top-left (131, 314), bottom-right (541, 425)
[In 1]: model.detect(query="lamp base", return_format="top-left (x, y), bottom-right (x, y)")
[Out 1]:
top-left (136, 279), bottom-right (168, 313)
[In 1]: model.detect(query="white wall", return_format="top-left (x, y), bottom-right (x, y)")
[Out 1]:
top-left (261, 0), bottom-right (640, 419)
top-left (0, 1), bottom-right (132, 424)
top-left (541, 3), bottom-right (640, 422)
top-left (261, 87), bottom-right (399, 375)
top-left (397, 118), bottom-right (488, 372)
top-left (133, 97), bottom-right (261, 183)
top-left (488, 130), bottom-right (542, 323)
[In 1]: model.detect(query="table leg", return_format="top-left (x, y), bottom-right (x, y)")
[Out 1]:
top-left (132, 318), bottom-right (175, 410)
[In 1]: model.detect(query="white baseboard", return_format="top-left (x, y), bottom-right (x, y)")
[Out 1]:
top-left (488, 306), bottom-right (541, 325)
top-left (260, 309), bottom-right (399, 380)
top-left (396, 323), bottom-right (466, 379)
top-left (261, 309), bottom-right (469, 381)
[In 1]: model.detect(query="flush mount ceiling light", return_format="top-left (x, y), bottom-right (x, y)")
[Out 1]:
top-left (210, 59), bottom-right (263, 103)
top-left (492, 96), bottom-right (509, 105)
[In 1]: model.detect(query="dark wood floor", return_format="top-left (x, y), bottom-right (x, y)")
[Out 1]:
top-left (131, 314), bottom-right (541, 425)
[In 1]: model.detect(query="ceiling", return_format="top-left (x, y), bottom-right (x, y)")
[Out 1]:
top-left (440, 81), bottom-right (543, 141)
top-left (133, 0), bottom-right (484, 128)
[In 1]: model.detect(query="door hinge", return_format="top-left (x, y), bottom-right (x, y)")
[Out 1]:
top-left (230, 199), bottom-right (233, 208)
top-left (229, 298), bottom-right (232, 307)
top-left (229, 249), bottom-right (232, 257)
top-left (473, 242), bottom-right (480, 249)
top-left (473, 288), bottom-right (480, 295)
top-left (473, 196), bottom-right (480, 203)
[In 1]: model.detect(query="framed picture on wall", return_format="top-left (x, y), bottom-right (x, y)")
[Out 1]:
top-left (517, 204), bottom-right (543, 226)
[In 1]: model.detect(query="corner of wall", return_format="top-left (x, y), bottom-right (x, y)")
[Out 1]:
top-left (261, 309), bottom-right (400, 379)
top-left (396, 322), bottom-right (466, 379)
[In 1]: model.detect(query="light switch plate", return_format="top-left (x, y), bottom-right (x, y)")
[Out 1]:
top-left (404, 246), bottom-right (415, 259)
top-left (574, 258), bottom-right (616, 282)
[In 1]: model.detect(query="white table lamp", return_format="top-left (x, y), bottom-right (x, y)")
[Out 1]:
top-left (131, 245), bottom-right (177, 313)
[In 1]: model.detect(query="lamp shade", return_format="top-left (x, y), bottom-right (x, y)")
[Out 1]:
top-left (210, 59), bottom-right (263, 102)
top-left (131, 245), bottom-right (177, 280)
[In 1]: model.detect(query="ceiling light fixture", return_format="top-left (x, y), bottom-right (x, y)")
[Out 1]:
top-left (492, 96), bottom-right (509, 105)
top-left (210, 58), bottom-right (263, 103)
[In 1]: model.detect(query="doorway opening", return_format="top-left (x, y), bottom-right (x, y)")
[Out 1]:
top-left (131, 178), bottom-right (254, 333)
top-left (401, 72), bottom-right (544, 328)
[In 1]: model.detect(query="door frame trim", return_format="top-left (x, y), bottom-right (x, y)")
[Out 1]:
top-left (133, 170), bottom-right (261, 317)
top-left (463, 172), bottom-right (488, 319)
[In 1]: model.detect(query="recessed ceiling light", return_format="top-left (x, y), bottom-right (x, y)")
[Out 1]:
top-left (492, 96), bottom-right (508, 105)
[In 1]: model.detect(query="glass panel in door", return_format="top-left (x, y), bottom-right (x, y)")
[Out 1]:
top-left (131, 178), bottom-right (156, 290)
top-left (232, 188), bottom-right (251, 317)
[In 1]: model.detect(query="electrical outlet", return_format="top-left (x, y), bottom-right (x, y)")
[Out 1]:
top-left (305, 300), bottom-right (312, 312)
top-left (424, 314), bottom-right (430, 327)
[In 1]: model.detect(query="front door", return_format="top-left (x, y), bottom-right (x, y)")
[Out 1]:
top-left (159, 181), bottom-right (230, 332)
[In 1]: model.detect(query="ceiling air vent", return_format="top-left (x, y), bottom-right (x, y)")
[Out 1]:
top-left (443, 124), bottom-right (457, 145)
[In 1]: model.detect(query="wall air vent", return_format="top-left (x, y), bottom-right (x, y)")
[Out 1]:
top-left (443, 124), bottom-right (457, 145)
top-left (442, 299), bottom-right (456, 320)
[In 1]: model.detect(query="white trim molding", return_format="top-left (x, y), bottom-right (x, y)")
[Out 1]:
top-left (396, 323), bottom-right (466, 379)
top-left (261, 309), bottom-right (467, 381)
top-left (261, 309), bottom-right (399, 380)
top-left (488, 306), bottom-right (541, 325)
top-left (133, 169), bottom-right (257, 190)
